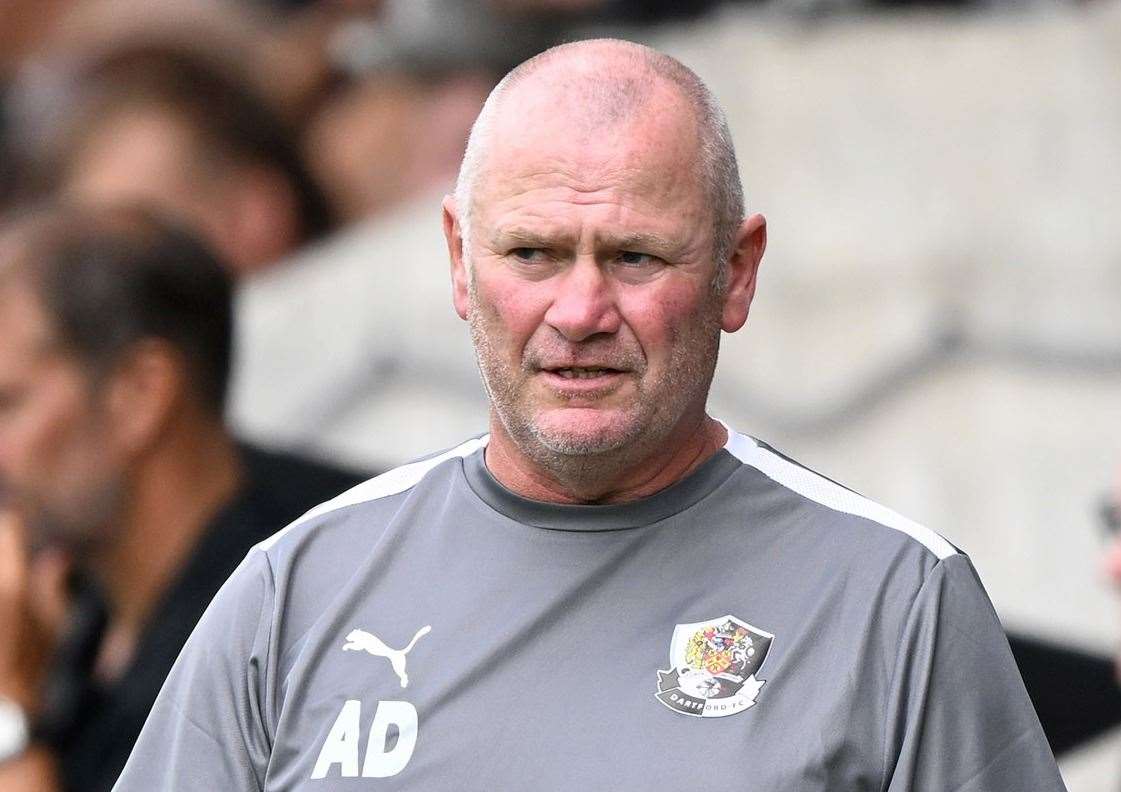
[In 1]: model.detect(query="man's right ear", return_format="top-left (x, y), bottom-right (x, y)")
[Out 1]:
top-left (443, 195), bottom-right (469, 320)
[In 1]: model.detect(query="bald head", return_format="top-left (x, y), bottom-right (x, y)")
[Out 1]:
top-left (454, 40), bottom-right (744, 281)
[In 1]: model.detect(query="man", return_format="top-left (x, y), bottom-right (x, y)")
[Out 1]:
top-left (0, 204), bottom-right (364, 791)
top-left (115, 40), bottom-right (1065, 790)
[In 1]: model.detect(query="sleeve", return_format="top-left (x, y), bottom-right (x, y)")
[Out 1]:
top-left (881, 553), bottom-right (1068, 792)
top-left (112, 548), bottom-right (276, 791)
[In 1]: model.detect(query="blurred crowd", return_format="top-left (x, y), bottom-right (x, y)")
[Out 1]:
top-left (0, 0), bottom-right (734, 257)
top-left (0, 1), bottom-right (1119, 790)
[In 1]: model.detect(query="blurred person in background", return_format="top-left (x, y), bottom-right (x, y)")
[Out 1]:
top-left (0, 0), bottom-right (79, 215)
top-left (0, 0), bottom-right (297, 210)
top-left (0, 203), bottom-right (366, 791)
top-left (301, 68), bottom-right (495, 223)
top-left (288, 0), bottom-right (727, 222)
top-left (45, 46), bottom-right (333, 276)
top-left (2, 0), bottom-right (730, 232)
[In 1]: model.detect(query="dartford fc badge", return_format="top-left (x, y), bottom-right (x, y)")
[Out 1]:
top-left (655, 615), bottom-right (774, 718)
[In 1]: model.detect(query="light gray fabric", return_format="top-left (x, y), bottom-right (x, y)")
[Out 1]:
top-left (114, 431), bottom-right (1065, 791)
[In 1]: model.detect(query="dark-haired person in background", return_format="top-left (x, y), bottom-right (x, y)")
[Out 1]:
top-left (0, 203), bottom-right (366, 791)
top-left (47, 45), bottom-right (332, 277)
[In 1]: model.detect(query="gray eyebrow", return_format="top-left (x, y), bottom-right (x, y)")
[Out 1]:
top-left (491, 228), bottom-right (678, 254)
top-left (491, 228), bottom-right (569, 248)
top-left (600, 232), bottom-right (677, 253)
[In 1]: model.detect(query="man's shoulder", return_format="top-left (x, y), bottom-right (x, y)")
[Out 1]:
top-left (251, 435), bottom-right (489, 558)
top-left (721, 427), bottom-right (958, 564)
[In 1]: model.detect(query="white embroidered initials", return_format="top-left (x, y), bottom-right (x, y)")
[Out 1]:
top-left (311, 699), bottom-right (419, 780)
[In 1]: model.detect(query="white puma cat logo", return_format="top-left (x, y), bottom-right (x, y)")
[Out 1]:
top-left (342, 625), bottom-right (432, 688)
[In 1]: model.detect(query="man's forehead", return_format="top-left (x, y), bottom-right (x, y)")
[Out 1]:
top-left (497, 63), bottom-right (693, 134)
top-left (476, 85), bottom-right (701, 196)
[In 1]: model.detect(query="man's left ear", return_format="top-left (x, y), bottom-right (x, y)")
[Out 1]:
top-left (720, 213), bottom-right (767, 333)
top-left (105, 340), bottom-right (183, 456)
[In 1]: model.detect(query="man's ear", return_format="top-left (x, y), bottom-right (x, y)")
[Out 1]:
top-left (443, 195), bottom-right (470, 320)
top-left (103, 340), bottom-right (183, 457)
top-left (720, 213), bottom-right (767, 333)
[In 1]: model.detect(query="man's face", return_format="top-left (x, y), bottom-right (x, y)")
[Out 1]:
top-left (451, 85), bottom-right (733, 465)
top-left (0, 282), bottom-right (122, 547)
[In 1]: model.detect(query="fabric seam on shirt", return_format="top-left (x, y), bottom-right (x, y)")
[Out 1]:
top-left (254, 435), bottom-right (489, 552)
top-left (258, 551), bottom-right (279, 760)
top-left (457, 451), bottom-right (744, 533)
top-left (877, 557), bottom-right (947, 792)
top-left (945, 726), bottom-right (1043, 792)
top-left (165, 695), bottom-right (265, 792)
top-left (721, 427), bottom-right (956, 560)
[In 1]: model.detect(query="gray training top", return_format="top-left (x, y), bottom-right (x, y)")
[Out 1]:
top-left (114, 428), bottom-right (1066, 791)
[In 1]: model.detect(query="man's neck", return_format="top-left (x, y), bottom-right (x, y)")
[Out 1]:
top-left (90, 420), bottom-right (244, 677)
top-left (485, 414), bottom-right (728, 505)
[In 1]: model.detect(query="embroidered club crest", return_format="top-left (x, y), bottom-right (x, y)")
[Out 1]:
top-left (655, 614), bottom-right (774, 718)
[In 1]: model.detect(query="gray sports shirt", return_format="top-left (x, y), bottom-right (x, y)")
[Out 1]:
top-left (114, 429), bottom-right (1066, 791)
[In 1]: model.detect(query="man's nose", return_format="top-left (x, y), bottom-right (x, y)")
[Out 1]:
top-left (542, 258), bottom-right (621, 342)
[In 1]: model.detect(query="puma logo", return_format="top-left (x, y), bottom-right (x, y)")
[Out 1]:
top-left (342, 625), bottom-right (432, 688)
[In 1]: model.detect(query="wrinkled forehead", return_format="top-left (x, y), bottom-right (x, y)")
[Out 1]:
top-left (474, 78), bottom-right (704, 207)
top-left (501, 59), bottom-right (668, 129)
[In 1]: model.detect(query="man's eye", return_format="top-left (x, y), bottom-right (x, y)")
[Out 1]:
top-left (617, 251), bottom-right (658, 267)
top-left (510, 247), bottom-right (546, 262)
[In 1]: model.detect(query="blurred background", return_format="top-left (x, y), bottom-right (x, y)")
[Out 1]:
top-left (1, 0), bottom-right (1119, 787)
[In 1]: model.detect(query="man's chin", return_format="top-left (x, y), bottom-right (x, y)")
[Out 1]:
top-left (525, 407), bottom-right (643, 457)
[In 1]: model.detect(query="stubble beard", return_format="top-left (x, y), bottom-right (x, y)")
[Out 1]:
top-left (468, 282), bottom-right (723, 491)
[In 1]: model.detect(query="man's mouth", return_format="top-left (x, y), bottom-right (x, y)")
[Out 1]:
top-left (550, 367), bottom-right (620, 380)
